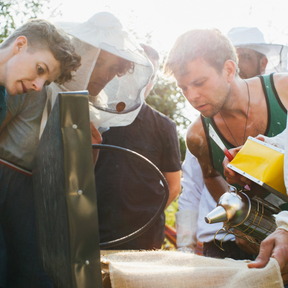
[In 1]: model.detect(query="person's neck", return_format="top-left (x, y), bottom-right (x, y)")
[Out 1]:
top-left (218, 76), bottom-right (250, 119)
top-left (0, 46), bottom-right (13, 86)
top-left (213, 75), bottom-right (254, 146)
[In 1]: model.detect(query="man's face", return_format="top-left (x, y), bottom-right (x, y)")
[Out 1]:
top-left (176, 58), bottom-right (231, 118)
top-left (87, 50), bottom-right (121, 96)
top-left (5, 38), bottom-right (61, 96)
top-left (236, 48), bottom-right (262, 79)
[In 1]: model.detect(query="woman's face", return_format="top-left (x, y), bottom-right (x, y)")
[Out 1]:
top-left (4, 36), bottom-right (61, 96)
top-left (87, 50), bottom-right (121, 96)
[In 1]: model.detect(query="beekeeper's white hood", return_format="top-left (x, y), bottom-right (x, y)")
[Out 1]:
top-left (227, 27), bottom-right (288, 74)
top-left (40, 12), bottom-right (153, 136)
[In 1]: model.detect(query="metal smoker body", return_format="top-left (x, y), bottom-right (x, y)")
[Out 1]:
top-left (205, 186), bottom-right (279, 244)
top-left (205, 135), bottom-right (288, 245)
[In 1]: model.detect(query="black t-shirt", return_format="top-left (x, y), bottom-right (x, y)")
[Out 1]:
top-left (95, 103), bottom-right (181, 250)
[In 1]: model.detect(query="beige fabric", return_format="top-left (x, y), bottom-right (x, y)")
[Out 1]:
top-left (102, 250), bottom-right (283, 288)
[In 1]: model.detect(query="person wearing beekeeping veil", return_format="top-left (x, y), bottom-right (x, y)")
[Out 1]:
top-left (40, 12), bottom-right (153, 137)
top-left (0, 12), bottom-right (152, 288)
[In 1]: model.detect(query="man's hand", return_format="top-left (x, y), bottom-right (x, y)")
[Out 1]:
top-left (223, 136), bottom-right (266, 186)
top-left (222, 146), bottom-right (252, 186)
top-left (248, 229), bottom-right (288, 284)
top-left (234, 229), bottom-right (259, 255)
top-left (90, 123), bottom-right (102, 165)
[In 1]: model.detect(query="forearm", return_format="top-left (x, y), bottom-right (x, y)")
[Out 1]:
top-left (163, 171), bottom-right (181, 209)
top-left (204, 174), bottom-right (229, 202)
top-left (90, 122), bottom-right (102, 167)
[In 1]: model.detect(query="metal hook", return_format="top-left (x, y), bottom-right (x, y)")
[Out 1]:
top-left (213, 228), bottom-right (230, 251)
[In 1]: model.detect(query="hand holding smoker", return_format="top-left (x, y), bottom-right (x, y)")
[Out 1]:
top-left (206, 125), bottom-right (288, 245)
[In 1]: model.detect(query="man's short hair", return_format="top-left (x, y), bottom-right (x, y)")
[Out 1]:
top-left (164, 28), bottom-right (239, 77)
top-left (1, 19), bottom-right (81, 85)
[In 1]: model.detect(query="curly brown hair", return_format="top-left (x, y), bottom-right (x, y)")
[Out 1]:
top-left (117, 57), bottom-right (135, 77)
top-left (1, 19), bottom-right (81, 85)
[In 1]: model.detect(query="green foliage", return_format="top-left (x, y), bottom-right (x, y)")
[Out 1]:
top-left (164, 197), bottom-right (178, 228)
top-left (178, 136), bottom-right (187, 163)
top-left (162, 197), bottom-right (179, 250)
top-left (0, 0), bottom-right (59, 43)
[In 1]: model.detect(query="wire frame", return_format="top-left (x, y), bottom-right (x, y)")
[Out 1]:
top-left (235, 196), bottom-right (277, 240)
top-left (214, 196), bottom-right (279, 250)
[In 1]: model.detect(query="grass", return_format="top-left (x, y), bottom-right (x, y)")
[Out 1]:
top-left (162, 197), bottom-right (178, 250)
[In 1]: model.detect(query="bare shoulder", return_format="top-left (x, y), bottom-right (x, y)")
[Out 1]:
top-left (186, 116), bottom-right (206, 156)
top-left (272, 73), bottom-right (288, 109)
top-left (186, 115), bottom-right (215, 177)
top-left (273, 72), bottom-right (288, 84)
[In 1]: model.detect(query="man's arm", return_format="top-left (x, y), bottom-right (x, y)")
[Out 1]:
top-left (90, 123), bottom-right (102, 166)
top-left (273, 73), bottom-right (288, 109)
top-left (186, 118), bottom-right (228, 202)
top-left (160, 117), bottom-right (182, 209)
top-left (163, 170), bottom-right (181, 209)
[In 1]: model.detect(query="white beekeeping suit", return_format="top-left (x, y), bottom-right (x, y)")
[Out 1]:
top-left (40, 12), bottom-right (153, 137)
top-left (227, 26), bottom-right (288, 74)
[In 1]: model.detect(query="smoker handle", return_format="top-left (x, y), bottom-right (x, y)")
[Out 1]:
top-left (92, 144), bottom-right (170, 249)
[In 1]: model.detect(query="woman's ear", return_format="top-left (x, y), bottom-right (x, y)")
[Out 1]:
top-left (13, 36), bottom-right (28, 54)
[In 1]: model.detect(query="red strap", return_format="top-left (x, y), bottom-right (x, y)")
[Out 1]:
top-left (0, 158), bottom-right (32, 177)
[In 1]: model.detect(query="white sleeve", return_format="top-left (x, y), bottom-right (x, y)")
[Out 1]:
top-left (258, 129), bottom-right (286, 150)
top-left (275, 211), bottom-right (288, 232)
top-left (176, 209), bottom-right (198, 251)
top-left (178, 149), bottom-right (204, 211)
top-left (176, 150), bottom-right (205, 251)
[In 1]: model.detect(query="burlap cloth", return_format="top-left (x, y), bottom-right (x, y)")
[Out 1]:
top-left (101, 250), bottom-right (283, 288)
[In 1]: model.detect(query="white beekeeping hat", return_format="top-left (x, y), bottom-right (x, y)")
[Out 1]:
top-left (40, 12), bottom-right (153, 136)
top-left (227, 27), bottom-right (288, 74)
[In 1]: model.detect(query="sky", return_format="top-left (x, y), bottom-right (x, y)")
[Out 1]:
top-left (47, 0), bottom-right (288, 52)
top-left (44, 0), bottom-right (288, 124)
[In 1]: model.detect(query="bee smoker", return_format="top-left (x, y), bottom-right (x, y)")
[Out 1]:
top-left (205, 134), bottom-right (288, 244)
top-left (205, 185), bottom-right (280, 243)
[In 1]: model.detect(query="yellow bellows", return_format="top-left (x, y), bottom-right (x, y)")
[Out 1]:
top-left (230, 138), bottom-right (286, 195)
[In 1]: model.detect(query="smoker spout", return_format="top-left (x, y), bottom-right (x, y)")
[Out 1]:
top-left (205, 206), bottom-right (227, 224)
